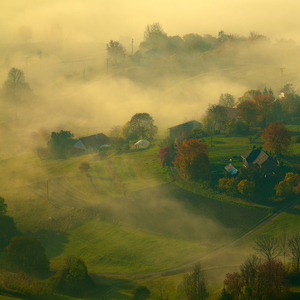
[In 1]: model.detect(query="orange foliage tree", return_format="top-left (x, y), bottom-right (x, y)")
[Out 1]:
top-left (261, 122), bottom-right (292, 163)
top-left (173, 139), bottom-right (210, 180)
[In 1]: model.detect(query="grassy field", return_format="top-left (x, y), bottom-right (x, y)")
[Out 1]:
top-left (1, 124), bottom-right (300, 299)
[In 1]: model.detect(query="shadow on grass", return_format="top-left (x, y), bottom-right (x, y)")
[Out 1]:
top-left (94, 276), bottom-right (134, 300)
top-left (25, 229), bottom-right (69, 258)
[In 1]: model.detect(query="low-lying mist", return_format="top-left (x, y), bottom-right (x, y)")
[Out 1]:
top-left (95, 183), bottom-right (268, 245)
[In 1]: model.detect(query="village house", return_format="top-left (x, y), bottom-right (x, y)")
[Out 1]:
top-left (169, 120), bottom-right (202, 139)
top-left (241, 148), bottom-right (277, 173)
top-left (73, 133), bottom-right (110, 154)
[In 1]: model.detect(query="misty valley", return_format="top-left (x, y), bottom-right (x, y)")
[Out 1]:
top-left (1, 20), bottom-right (300, 300)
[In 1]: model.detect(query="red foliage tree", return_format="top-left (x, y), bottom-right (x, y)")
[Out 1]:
top-left (159, 146), bottom-right (172, 166)
top-left (237, 100), bottom-right (258, 126)
top-left (261, 122), bottom-right (292, 163)
top-left (173, 139), bottom-right (210, 180)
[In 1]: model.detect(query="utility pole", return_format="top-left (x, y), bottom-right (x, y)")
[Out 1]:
top-left (106, 58), bottom-right (110, 75)
top-left (47, 181), bottom-right (49, 201)
top-left (280, 68), bottom-right (284, 88)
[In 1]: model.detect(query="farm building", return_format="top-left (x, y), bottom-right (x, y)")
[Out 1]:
top-left (131, 139), bottom-right (151, 149)
top-left (73, 133), bottom-right (109, 153)
top-left (169, 120), bottom-right (202, 139)
top-left (241, 148), bottom-right (277, 173)
top-left (224, 163), bottom-right (238, 176)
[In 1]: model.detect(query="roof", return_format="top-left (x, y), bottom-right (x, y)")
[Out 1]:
top-left (169, 120), bottom-right (202, 130)
top-left (224, 163), bottom-right (238, 175)
top-left (241, 149), bottom-right (271, 165)
top-left (77, 133), bottom-right (109, 149)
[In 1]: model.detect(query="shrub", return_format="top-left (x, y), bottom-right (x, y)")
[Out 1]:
top-left (5, 236), bottom-right (49, 278)
top-left (49, 256), bottom-right (95, 296)
top-left (218, 177), bottom-right (238, 195)
top-left (159, 146), bottom-right (172, 166)
top-left (79, 161), bottom-right (90, 174)
top-left (238, 180), bottom-right (255, 197)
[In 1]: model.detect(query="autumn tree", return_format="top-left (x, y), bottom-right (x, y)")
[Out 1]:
top-left (206, 104), bottom-right (227, 130)
top-left (179, 262), bottom-right (208, 300)
top-left (275, 172), bottom-right (299, 198)
top-left (223, 256), bottom-right (289, 299)
top-left (218, 93), bottom-right (235, 107)
top-left (5, 236), bottom-right (49, 277)
top-left (261, 122), bottom-right (292, 164)
top-left (106, 40), bottom-right (126, 64)
top-left (173, 139), bottom-right (210, 181)
top-left (129, 113), bottom-right (158, 140)
top-left (237, 100), bottom-right (258, 126)
top-left (237, 89), bottom-right (261, 104)
top-left (218, 178), bottom-right (238, 195)
top-left (160, 146), bottom-right (172, 166)
top-left (237, 179), bottom-right (255, 197)
top-left (252, 93), bottom-right (274, 128)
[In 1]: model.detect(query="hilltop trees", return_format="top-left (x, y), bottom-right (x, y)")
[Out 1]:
top-left (173, 139), bottom-right (210, 181)
top-left (106, 40), bottom-right (126, 64)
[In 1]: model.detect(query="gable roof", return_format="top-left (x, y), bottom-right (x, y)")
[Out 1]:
top-left (77, 133), bottom-right (109, 149)
top-left (241, 149), bottom-right (271, 165)
top-left (169, 120), bottom-right (202, 130)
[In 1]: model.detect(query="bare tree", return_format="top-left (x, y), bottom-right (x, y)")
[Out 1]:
top-left (180, 262), bottom-right (208, 300)
top-left (218, 93), bottom-right (235, 107)
top-left (254, 235), bottom-right (280, 261)
top-left (288, 233), bottom-right (300, 275)
top-left (278, 233), bottom-right (289, 265)
top-left (240, 254), bottom-right (260, 290)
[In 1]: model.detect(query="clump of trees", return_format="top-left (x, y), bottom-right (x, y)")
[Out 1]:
top-left (47, 130), bottom-right (76, 159)
top-left (106, 40), bottom-right (126, 65)
top-left (112, 112), bottom-right (158, 150)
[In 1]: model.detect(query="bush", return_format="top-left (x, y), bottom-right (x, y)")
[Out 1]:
top-left (49, 256), bottom-right (95, 296)
top-left (5, 236), bottom-right (49, 278)
top-left (238, 180), bottom-right (255, 197)
top-left (132, 286), bottom-right (151, 300)
top-left (79, 161), bottom-right (90, 174)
